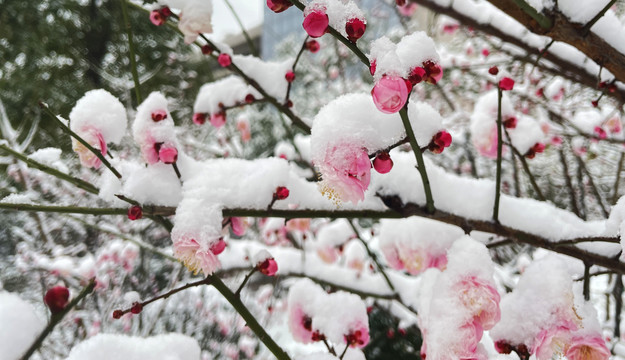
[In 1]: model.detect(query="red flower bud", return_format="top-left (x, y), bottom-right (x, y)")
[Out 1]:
top-left (44, 286), bottom-right (70, 314)
top-left (274, 186), bottom-right (290, 200)
top-left (127, 205), bottom-right (143, 221)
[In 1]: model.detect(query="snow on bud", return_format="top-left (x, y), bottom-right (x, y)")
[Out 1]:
top-left (69, 89), bottom-right (127, 168)
top-left (373, 152), bottom-right (393, 174)
top-left (158, 146), bottom-right (178, 164)
top-left (151, 109), bottom-right (167, 122)
top-left (210, 112), bottom-right (226, 128)
top-left (193, 112), bottom-right (207, 125)
top-left (266, 0), bottom-right (292, 13)
top-left (127, 205), bottom-right (143, 221)
top-left (254, 250), bottom-right (278, 276)
top-left (217, 53), bottom-right (231, 67)
top-left (499, 77), bottom-right (515, 91)
top-left (44, 286), bottom-right (70, 314)
top-left (371, 75), bottom-right (409, 114)
top-left (345, 18), bottom-right (366, 42)
top-left (302, 6), bottom-right (329, 38)
top-left (306, 40), bottom-right (320, 53)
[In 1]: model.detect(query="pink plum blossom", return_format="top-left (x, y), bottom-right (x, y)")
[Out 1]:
top-left (173, 237), bottom-right (221, 276)
top-left (178, 2), bottom-right (213, 44)
top-left (72, 127), bottom-right (107, 169)
top-left (288, 305), bottom-right (315, 343)
top-left (318, 144), bottom-right (371, 204)
top-left (473, 125), bottom-right (499, 158)
top-left (455, 276), bottom-right (501, 330)
top-left (371, 75), bottom-right (410, 114)
top-left (565, 335), bottom-right (610, 360)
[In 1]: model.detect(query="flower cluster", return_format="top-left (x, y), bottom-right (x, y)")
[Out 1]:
top-left (470, 90), bottom-right (545, 159)
top-left (132, 92), bottom-right (180, 165)
top-left (288, 0), bottom-right (367, 43)
top-left (490, 257), bottom-right (609, 360)
top-left (369, 33), bottom-right (442, 113)
top-left (417, 237), bottom-right (500, 359)
top-left (288, 279), bottom-right (369, 348)
top-left (379, 217), bottom-right (463, 275)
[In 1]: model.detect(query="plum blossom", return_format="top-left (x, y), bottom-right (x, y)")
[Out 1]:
top-left (69, 89), bottom-right (127, 168)
top-left (455, 276), bottom-right (501, 330)
top-left (178, 0), bottom-right (213, 44)
top-left (72, 128), bottom-right (107, 169)
top-left (371, 75), bottom-right (410, 114)
top-left (565, 335), bottom-right (610, 360)
top-left (317, 144), bottom-right (371, 204)
top-left (173, 237), bottom-right (221, 276)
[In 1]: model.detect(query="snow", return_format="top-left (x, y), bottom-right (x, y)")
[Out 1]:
top-left (69, 89), bottom-right (127, 144)
top-left (0, 292), bottom-right (45, 360)
top-left (193, 76), bottom-right (260, 115)
top-left (232, 55), bottom-right (293, 101)
top-left (28, 147), bottom-right (68, 173)
top-left (66, 333), bottom-right (201, 360)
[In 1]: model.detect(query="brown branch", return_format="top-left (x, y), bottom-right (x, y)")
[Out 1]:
top-left (409, 0), bottom-right (625, 104)
top-left (484, 0), bottom-right (625, 84)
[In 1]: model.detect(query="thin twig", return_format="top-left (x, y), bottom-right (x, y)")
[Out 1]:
top-left (285, 36), bottom-right (310, 101)
top-left (399, 106), bottom-right (435, 214)
top-left (493, 88), bottom-right (504, 222)
top-left (287, 0), bottom-right (370, 67)
top-left (114, 277), bottom-right (210, 317)
top-left (0, 144), bottom-right (98, 194)
top-left (234, 268), bottom-right (257, 296)
top-left (559, 149), bottom-right (581, 217)
top-left (612, 152), bottom-right (625, 205)
top-left (581, 0), bottom-right (617, 35)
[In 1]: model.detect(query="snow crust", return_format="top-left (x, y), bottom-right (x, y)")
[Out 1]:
top-left (66, 333), bottom-right (201, 360)
top-left (0, 292), bottom-right (45, 360)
